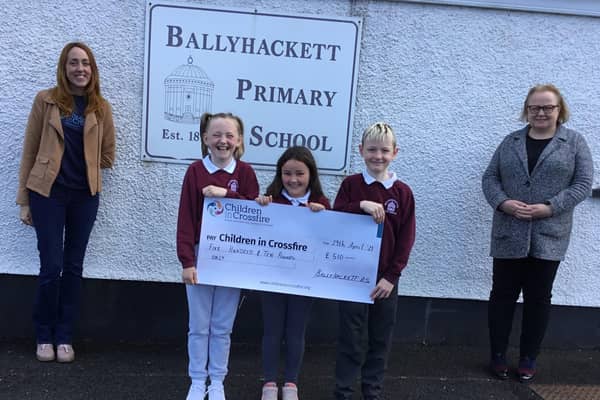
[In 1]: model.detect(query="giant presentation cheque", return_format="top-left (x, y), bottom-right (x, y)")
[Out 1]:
top-left (197, 198), bottom-right (382, 303)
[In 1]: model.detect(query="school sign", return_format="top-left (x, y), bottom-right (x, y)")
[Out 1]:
top-left (142, 2), bottom-right (362, 174)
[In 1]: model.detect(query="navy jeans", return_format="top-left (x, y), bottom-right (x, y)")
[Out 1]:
top-left (29, 184), bottom-right (99, 344)
top-left (488, 257), bottom-right (560, 359)
top-left (261, 292), bottom-right (313, 383)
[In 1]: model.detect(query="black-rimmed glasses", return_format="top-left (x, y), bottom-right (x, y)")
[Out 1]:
top-left (527, 105), bottom-right (559, 114)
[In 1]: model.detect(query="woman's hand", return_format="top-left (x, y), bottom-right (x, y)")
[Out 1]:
top-left (255, 195), bottom-right (273, 206)
top-left (20, 205), bottom-right (33, 226)
top-left (370, 278), bottom-right (394, 300)
top-left (500, 200), bottom-right (552, 220)
top-left (525, 203), bottom-right (553, 219)
top-left (202, 185), bottom-right (227, 198)
top-left (360, 200), bottom-right (385, 223)
top-left (182, 267), bottom-right (198, 285)
top-left (307, 202), bottom-right (326, 212)
top-left (499, 199), bottom-right (531, 220)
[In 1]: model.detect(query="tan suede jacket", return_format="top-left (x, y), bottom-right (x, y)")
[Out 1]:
top-left (16, 89), bottom-right (115, 205)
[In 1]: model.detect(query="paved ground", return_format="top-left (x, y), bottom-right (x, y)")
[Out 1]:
top-left (1, 340), bottom-right (598, 399)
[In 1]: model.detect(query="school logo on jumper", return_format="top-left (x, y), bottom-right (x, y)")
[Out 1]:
top-left (164, 56), bottom-right (214, 125)
top-left (384, 199), bottom-right (398, 215)
top-left (228, 179), bottom-right (239, 192)
top-left (206, 200), bottom-right (224, 217)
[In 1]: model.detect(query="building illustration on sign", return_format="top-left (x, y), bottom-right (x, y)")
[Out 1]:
top-left (164, 56), bottom-right (214, 124)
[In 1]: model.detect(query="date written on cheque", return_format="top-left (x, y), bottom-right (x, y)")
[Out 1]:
top-left (322, 240), bottom-right (374, 252)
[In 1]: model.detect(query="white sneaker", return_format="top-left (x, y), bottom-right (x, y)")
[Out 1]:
top-left (282, 385), bottom-right (298, 400)
top-left (207, 380), bottom-right (226, 400)
top-left (186, 382), bottom-right (206, 400)
top-left (261, 384), bottom-right (278, 400)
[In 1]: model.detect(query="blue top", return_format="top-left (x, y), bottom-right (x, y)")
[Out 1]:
top-left (55, 96), bottom-right (88, 190)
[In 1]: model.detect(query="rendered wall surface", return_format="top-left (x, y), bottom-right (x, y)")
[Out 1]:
top-left (1, 0), bottom-right (598, 306)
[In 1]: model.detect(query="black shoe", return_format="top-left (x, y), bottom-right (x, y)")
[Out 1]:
top-left (517, 357), bottom-right (536, 382)
top-left (490, 353), bottom-right (508, 380)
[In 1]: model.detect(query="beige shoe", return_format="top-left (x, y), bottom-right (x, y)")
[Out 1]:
top-left (36, 343), bottom-right (55, 362)
top-left (282, 385), bottom-right (298, 400)
top-left (56, 344), bottom-right (75, 363)
top-left (261, 384), bottom-right (278, 400)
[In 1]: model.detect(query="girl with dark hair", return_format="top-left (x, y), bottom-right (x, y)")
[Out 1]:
top-left (255, 146), bottom-right (330, 400)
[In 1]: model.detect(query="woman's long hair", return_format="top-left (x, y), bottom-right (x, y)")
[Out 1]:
top-left (50, 42), bottom-right (106, 117)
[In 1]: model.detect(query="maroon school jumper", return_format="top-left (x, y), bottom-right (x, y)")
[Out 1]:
top-left (333, 173), bottom-right (415, 285)
top-left (177, 159), bottom-right (259, 269)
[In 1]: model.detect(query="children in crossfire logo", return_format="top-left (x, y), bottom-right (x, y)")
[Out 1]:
top-left (206, 200), bottom-right (224, 216)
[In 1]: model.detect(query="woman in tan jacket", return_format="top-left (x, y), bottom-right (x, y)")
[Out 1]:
top-left (17, 42), bottom-right (115, 363)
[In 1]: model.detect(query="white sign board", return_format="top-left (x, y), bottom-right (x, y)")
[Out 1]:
top-left (142, 2), bottom-right (362, 174)
top-left (197, 198), bottom-right (382, 303)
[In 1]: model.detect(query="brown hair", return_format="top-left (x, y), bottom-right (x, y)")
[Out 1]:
top-left (265, 146), bottom-right (325, 200)
top-left (520, 84), bottom-right (570, 124)
top-left (200, 112), bottom-right (245, 159)
top-left (50, 42), bottom-right (106, 117)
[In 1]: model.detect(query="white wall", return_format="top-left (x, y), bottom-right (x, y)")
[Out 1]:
top-left (1, 0), bottom-right (598, 307)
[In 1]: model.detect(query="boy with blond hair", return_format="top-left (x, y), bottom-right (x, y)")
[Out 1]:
top-left (333, 122), bottom-right (416, 400)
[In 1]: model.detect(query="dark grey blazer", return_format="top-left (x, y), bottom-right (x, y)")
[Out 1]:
top-left (482, 125), bottom-right (594, 260)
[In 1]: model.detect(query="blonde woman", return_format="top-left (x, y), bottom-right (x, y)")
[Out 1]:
top-left (482, 84), bottom-right (593, 381)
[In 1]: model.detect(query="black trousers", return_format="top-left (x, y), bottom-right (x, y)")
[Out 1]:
top-left (334, 286), bottom-right (398, 400)
top-left (488, 257), bottom-right (559, 359)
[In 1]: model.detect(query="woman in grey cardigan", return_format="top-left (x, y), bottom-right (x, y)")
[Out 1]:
top-left (482, 84), bottom-right (593, 382)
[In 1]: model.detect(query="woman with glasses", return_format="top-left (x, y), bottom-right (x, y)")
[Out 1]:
top-left (482, 84), bottom-right (593, 382)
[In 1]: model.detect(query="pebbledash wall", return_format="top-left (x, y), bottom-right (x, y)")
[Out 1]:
top-left (1, 0), bottom-right (599, 344)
